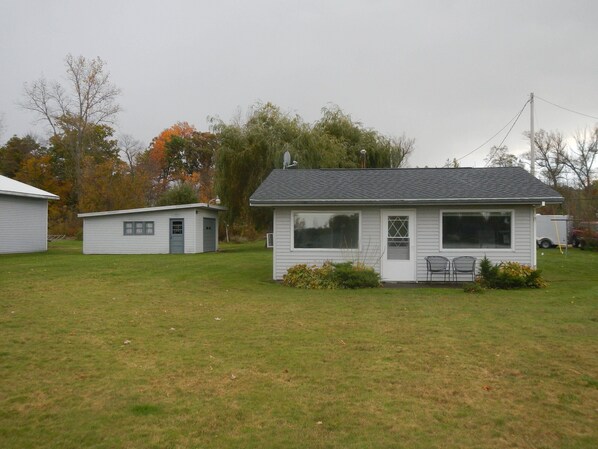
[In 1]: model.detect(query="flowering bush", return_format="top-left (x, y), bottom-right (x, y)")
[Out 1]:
top-left (477, 257), bottom-right (546, 289)
top-left (283, 261), bottom-right (380, 289)
top-left (282, 262), bottom-right (336, 289)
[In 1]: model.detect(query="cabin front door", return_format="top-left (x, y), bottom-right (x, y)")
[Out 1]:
top-left (380, 210), bottom-right (416, 281)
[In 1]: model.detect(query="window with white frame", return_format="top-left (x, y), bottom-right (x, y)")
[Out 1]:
top-left (442, 211), bottom-right (512, 249)
top-left (124, 221), bottom-right (155, 236)
top-left (293, 211), bottom-right (359, 249)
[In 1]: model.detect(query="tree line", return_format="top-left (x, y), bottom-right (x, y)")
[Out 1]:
top-left (0, 55), bottom-right (415, 236)
top-left (471, 129), bottom-right (597, 220)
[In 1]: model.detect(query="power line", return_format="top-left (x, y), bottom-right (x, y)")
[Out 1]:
top-left (456, 99), bottom-right (530, 162)
top-left (536, 95), bottom-right (598, 121)
top-left (484, 100), bottom-right (530, 166)
top-left (498, 100), bottom-right (529, 149)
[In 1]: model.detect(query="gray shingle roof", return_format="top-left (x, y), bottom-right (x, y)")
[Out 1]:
top-left (250, 167), bottom-right (563, 206)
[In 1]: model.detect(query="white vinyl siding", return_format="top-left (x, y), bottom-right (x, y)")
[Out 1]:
top-left (416, 205), bottom-right (534, 281)
top-left (0, 195), bottom-right (49, 254)
top-left (273, 207), bottom-right (381, 280)
top-left (272, 204), bottom-right (536, 281)
top-left (83, 207), bottom-right (220, 254)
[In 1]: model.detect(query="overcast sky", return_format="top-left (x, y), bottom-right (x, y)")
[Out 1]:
top-left (1, 0), bottom-right (597, 168)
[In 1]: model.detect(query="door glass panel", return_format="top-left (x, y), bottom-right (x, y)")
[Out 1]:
top-left (388, 216), bottom-right (409, 260)
top-left (171, 221), bottom-right (183, 235)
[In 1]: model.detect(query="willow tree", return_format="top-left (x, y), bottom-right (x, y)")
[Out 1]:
top-left (213, 103), bottom-right (306, 233)
top-left (313, 105), bottom-right (414, 168)
top-left (213, 102), bottom-right (415, 233)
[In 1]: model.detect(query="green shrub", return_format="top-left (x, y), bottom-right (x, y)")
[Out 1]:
top-left (331, 262), bottom-right (381, 289)
top-left (477, 257), bottom-right (546, 289)
top-left (283, 261), bottom-right (380, 289)
top-left (282, 262), bottom-right (336, 289)
top-left (157, 182), bottom-right (198, 206)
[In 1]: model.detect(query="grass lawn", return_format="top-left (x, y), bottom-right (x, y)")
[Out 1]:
top-left (1, 242), bottom-right (597, 449)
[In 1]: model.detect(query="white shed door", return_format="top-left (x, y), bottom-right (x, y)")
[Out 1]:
top-left (381, 210), bottom-right (416, 281)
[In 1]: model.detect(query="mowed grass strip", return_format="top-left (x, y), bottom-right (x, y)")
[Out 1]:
top-left (0, 242), bottom-right (597, 449)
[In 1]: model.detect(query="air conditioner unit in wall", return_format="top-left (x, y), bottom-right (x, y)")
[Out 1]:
top-left (266, 232), bottom-right (274, 248)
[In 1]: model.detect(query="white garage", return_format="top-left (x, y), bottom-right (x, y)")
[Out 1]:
top-left (78, 203), bottom-right (226, 254)
top-left (0, 175), bottom-right (59, 254)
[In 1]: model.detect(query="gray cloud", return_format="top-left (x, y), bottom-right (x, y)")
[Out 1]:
top-left (1, 0), bottom-right (597, 167)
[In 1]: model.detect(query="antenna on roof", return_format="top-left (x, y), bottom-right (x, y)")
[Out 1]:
top-left (360, 149), bottom-right (367, 169)
top-left (283, 150), bottom-right (298, 169)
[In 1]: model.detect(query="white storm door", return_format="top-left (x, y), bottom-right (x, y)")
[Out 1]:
top-left (381, 210), bottom-right (416, 281)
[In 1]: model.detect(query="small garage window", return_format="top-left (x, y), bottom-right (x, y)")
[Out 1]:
top-left (124, 221), bottom-right (154, 236)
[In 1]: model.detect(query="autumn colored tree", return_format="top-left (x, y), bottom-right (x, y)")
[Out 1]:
top-left (0, 135), bottom-right (44, 177)
top-left (46, 123), bottom-right (120, 211)
top-left (165, 131), bottom-right (218, 201)
top-left (78, 156), bottom-right (151, 213)
top-left (146, 122), bottom-right (196, 184)
top-left (21, 54), bottom-right (121, 206)
top-left (143, 122), bottom-right (218, 203)
top-left (15, 154), bottom-right (73, 234)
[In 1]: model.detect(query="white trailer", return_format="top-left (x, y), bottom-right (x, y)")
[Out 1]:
top-left (536, 214), bottom-right (568, 249)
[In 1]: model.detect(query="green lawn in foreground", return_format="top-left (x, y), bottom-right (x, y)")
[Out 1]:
top-left (0, 242), bottom-right (597, 449)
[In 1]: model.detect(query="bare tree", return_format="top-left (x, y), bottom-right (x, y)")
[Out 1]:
top-left (21, 54), bottom-right (121, 198)
top-left (523, 129), bottom-right (568, 188)
top-left (119, 134), bottom-right (144, 175)
top-left (22, 55), bottom-right (120, 134)
top-left (485, 145), bottom-right (520, 167)
top-left (389, 133), bottom-right (415, 168)
top-left (443, 157), bottom-right (460, 168)
top-left (563, 127), bottom-right (598, 191)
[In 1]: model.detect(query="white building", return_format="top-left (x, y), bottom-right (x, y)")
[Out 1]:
top-left (78, 203), bottom-right (226, 254)
top-left (0, 175), bottom-right (59, 254)
top-left (250, 168), bottom-right (564, 282)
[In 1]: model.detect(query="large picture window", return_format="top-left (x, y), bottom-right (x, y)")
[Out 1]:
top-left (442, 211), bottom-right (512, 249)
top-left (293, 212), bottom-right (359, 249)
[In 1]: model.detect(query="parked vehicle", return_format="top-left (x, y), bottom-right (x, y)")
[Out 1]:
top-left (535, 214), bottom-right (569, 249)
top-left (571, 221), bottom-right (598, 249)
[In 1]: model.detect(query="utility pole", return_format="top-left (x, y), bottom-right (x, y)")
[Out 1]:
top-left (530, 92), bottom-right (535, 177)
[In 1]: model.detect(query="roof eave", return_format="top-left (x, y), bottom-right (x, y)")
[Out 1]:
top-left (0, 190), bottom-right (59, 200)
top-left (78, 203), bottom-right (227, 218)
top-left (250, 197), bottom-right (564, 207)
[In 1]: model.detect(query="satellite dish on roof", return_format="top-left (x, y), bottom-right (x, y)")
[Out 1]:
top-left (283, 151), bottom-right (291, 169)
top-left (283, 151), bottom-right (298, 169)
